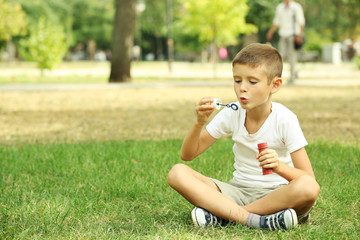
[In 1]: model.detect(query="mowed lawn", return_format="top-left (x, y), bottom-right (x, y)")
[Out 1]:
top-left (0, 82), bottom-right (359, 239)
top-left (1, 140), bottom-right (359, 239)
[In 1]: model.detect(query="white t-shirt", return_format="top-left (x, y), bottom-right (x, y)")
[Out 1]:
top-left (273, 1), bottom-right (305, 37)
top-left (206, 102), bottom-right (308, 187)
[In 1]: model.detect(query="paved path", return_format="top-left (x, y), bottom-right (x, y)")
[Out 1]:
top-left (0, 62), bottom-right (359, 91)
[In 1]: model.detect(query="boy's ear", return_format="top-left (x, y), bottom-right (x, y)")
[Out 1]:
top-left (271, 77), bottom-right (282, 94)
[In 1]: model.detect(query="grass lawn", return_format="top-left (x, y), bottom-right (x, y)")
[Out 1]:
top-left (0, 140), bottom-right (359, 239)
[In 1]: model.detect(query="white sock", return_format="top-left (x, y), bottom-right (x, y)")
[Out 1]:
top-left (247, 213), bottom-right (261, 229)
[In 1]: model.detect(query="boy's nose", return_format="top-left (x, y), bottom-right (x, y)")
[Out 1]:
top-left (239, 82), bottom-right (247, 92)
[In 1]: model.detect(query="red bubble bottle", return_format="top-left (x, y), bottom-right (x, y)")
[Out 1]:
top-left (258, 142), bottom-right (274, 175)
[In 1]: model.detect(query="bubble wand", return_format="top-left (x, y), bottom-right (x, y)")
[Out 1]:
top-left (212, 98), bottom-right (239, 111)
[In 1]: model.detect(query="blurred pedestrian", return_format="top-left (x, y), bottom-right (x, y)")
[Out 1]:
top-left (219, 47), bottom-right (228, 60)
top-left (266, 0), bottom-right (305, 84)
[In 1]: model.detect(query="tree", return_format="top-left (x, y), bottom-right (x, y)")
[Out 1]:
top-left (179, 0), bottom-right (257, 46)
top-left (301, 0), bottom-right (360, 41)
top-left (0, 0), bottom-right (27, 61)
top-left (71, 0), bottom-right (114, 50)
top-left (19, 17), bottom-right (67, 74)
top-left (109, 0), bottom-right (136, 83)
top-left (246, 0), bottom-right (280, 43)
top-left (177, 0), bottom-right (257, 75)
top-left (9, 0), bottom-right (114, 53)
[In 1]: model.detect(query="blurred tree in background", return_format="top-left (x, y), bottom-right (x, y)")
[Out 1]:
top-left (71, 0), bottom-right (114, 51)
top-left (178, 0), bottom-right (257, 59)
top-left (302, 0), bottom-right (360, 41)
top-left (1, 0), bottom-right (359, 80)
top-left (138, 0), bottom-right (167, 59)
top-left (109, 0), bottom-right (136, 82)
top-left (176, 0), bottom-right (257, 76)
top-left (7, 0), bottom-right (113, 57)
top-left (2, 0), bottom-right (359, 58)
top-left (19, 16), bottom-right (67, 74)
top-left (0, 0), bottom-right (27, 61)
top-left (246, 0), bottom-right (277, 43)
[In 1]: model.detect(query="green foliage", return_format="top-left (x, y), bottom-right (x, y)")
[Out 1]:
top-left (19, 17), bottom-right (67, 71)
top-left (8, 0), bottom-right (74, 44)
top-left (303, 29), bottom-right (332, 54)
top-left (141, 0), bottom-right (167, 37)
top-left (2, 0), bottom-right (360, 62)
top-left (177, 0), bottom-right (257, 47)
top-left (246, 0), bottom-right (281, 43)
top-left (0, 0), bottom-right (28, 41)
top-left (71, 0), bottom-right (114, 49)
top-left (301, 0), bottom-right (360, 41)
top-left (353, 55), bottom-right (360, 70)
top-left (9, 0), bottom-right (114, 49)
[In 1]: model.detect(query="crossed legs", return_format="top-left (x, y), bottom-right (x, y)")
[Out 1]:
top-left (167, 163), bottom-right (319, 225)
top-left (167, 163), bottom-right (249, 224)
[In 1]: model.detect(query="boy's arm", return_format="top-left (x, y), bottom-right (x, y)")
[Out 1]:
top-left (180, 127), bottom-right (217, 161)
top-left (291, 147), bottom-right (315, 178)
top-left (276, 148), bottom-right (315, 181)
top-left (259, 147), bottom-right (315, 182)
top-left (180, 97), bottom-right (217, 161)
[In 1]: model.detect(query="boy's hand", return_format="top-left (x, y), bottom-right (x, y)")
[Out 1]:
top-left (257, 148), bottom-right (280, 173)
top-left (196, 97), bottom-right (215, 125)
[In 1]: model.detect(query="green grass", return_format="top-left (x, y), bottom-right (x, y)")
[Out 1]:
top-left (1, 140), bottom-right (359, 239)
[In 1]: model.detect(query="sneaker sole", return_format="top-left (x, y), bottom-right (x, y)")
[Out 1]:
top-left (287, 209), bottom-right (298, 229)
top-left (191, 208), bottom-right (201, 227)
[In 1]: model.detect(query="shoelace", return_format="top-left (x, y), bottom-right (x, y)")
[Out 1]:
top-left (265, 214), bottom-right (282, 231)
top-left (204, 210), bottom-right (218, 226)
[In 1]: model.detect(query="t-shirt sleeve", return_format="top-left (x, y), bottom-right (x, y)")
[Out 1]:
top-left (206, 108), bottom-right (234, 139)
top-left (281, 114), bottom-right (308, 153)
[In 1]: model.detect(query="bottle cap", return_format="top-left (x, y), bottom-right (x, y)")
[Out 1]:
top-left (257, 142), bottom-right (268, 149)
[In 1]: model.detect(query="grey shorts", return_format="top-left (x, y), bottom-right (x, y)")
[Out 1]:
top-left (211, 178), bottom-right (285, 206)
top-left (211, 178), bottom-right (313, 222)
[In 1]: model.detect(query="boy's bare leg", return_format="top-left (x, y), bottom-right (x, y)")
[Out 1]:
top-left (243, 174), bottom-right (320, 216)
top-left (167, 163), bottom-right (249, 224)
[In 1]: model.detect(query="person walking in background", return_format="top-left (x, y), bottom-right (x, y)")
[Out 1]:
top-left (266, 0), bottom-right (305, 84)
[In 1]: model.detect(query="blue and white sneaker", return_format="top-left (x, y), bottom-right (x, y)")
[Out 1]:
top-left (260, 208), bottom-right (298, 231)
top-left (191, 207), bottom-right (228, 227)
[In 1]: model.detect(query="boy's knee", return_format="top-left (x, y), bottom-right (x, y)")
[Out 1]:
top-left (167, 163), bottom-right (188, 187)
top-left (295, 175), bottom-right (320, 202)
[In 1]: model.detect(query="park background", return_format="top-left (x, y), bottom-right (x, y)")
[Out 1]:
top-left (0, 0), bottom-right (359, 239)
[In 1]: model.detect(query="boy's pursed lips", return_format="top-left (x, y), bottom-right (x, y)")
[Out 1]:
top-left (240, 97), bottom-right (248, 103)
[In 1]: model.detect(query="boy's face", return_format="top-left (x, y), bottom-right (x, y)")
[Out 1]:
top-left (232, 63), bottom-right (278, 111)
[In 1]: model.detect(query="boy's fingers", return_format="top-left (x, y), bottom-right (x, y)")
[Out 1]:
top-left (198, 96), bottom-right (215, 106)
top-left (258, 150), bottom-right (277, 162)
top-left (196, 104), bottom-right (214, 113)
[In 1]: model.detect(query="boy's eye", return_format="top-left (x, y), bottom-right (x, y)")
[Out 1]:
top-left (234, 79), bottom-right (241, 83)
top-left (248, 78), bottom-right (258, 84)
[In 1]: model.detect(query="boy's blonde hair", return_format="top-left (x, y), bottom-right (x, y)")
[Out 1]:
top-left (232, 43), bottom-right (283, 84)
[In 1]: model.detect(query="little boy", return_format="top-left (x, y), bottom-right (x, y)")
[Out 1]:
top-left (167, 43), bottom-right (320, 231)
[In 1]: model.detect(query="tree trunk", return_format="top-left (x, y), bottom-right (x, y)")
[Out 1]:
top-left (6, 40), bottom-right (16, 62)
top-left (109, 0), bottom-right (136, 83)
top-left (211, 26), bottom-right (217, 79)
